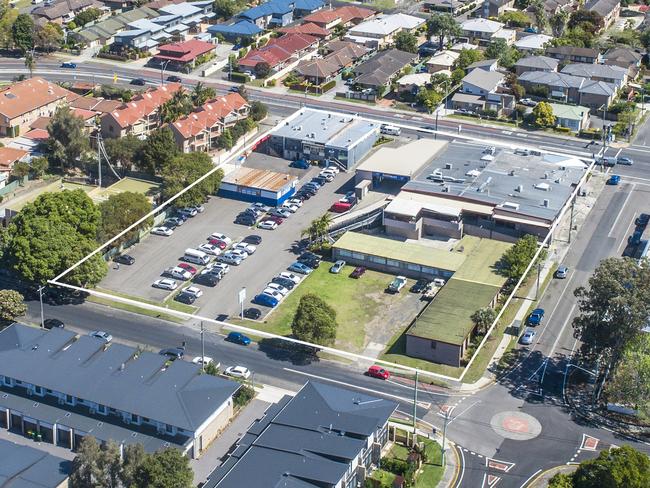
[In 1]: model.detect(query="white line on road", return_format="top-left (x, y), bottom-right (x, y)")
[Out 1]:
top-left (614, 148), bottom-right (623, 158)
top-left (447, 400), bottom-right (481, 426)
top-left (519, 469), bottom-right (542, 488)
top-left (608, 183), bottom-right (636, 237)
top-left (549, 303), bottom-right (577, 357)
top-left (456, 447), bottom-right (466, 488)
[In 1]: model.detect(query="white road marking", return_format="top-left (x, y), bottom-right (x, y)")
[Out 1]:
top-left (448, 400), bottom-right (481, 426)
top-left (608, 182), bottom-right (636, 237)
top-left (519, 469), bottom-right (542, 488)
top-left (615, 148), bottom-right (623, 158)
top-left (457, 447), bottom-right (466, 488)
top-left (548, 304), bottom-right (577, 357)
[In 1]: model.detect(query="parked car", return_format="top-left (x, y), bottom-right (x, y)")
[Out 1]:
top-left (281, 203), bottom-right (299, 213)
top-left (271, 208), bottom-right (292, 219)
top-left (178, 207), bottom-right (198, 218)
top-left (167, 75), bottom-right (183, 83)
top-left (43, 318), bottom-right (65, 329)
top-left (520, 328), bottom-right (536, 345)
top-left (177, 263), bottom-right (197, 275)
top-left (259, 220), bottom-right (279, 230)
top-left (227, 332), bottom-right (251, 345)
top-left (61, 62), bottom-right (77, 69)
top-left (350, 266), bottom-right (366, 279)
top-left (198, 243), bottom-right (221, 256)
top-left (265, 215), bottom-right (284, 224)
top-left (114, 254), bottom-right (135, 265)
top-left (89, 330), bottom-right (112, 343)
top-left (236, 214), bottom-right (257, 225)
top-left (243, 235), bottom-right (262, 245)
top-left (164, 267), bottom-right (191, 280)
top-left (200, 267), bottom-right (223, 279)
top-left (194, 273), bottom-right (219, 286)
top-left (151, 226), bottom-right (173, 236)
top-left (519, 98), bottom-right (537, 107)
top-left (262, 288), bottom-right (284, 302)
top-left (192, 356), bottom-right (219, 368)
top-left (388, 276), bottom-right (407, 293)
top-left (159, 347), bottom-right (184, 360)
top-left (165, 217), bottom-right (184, 228)
top-left (527, 308), bottom-right (545, 326)
top-left (208, 262), bottom-right (230, 275)
top-left (225, 366), bottom-right (251, 379)
top-left (175, 292), bottom-right (196, 304)
top-left (555, 265), bottom-right (569, 279)
top-left (367, 365), bottom-right (390, 380)
top-left (131, 78), bottom-right (146, 85)
top-left (331, 201), bottom-right (352, 213)
top-left (607, 175), bottom-right (621, 185)
top-left (208, 238), bottom-right (228, 250)
top-left (617, 157), bottom-right (633, 165)
top-left (233, 242), bottom-right (256, 254)
top-left (629, 230), bottom-right (643, 246)
top-left (266, 283), bottom-right (289, 296)
top-left (217, 254), bottom-right (243, 265)
top-left (280, 271), bottom-right (302, 284)
top-left (228, 249), bottom-right (249, 260)
top-left (210, 233), bottom-right (232, 244)
top-left (410, 279), bottom-right (431, 293)
top-left (290, 159), bottom-right (310, 169)
top-left (250, 203), bottom-right (271, 212)
top-left (636, 213), bottom-right (650, 227)
top-left (287, 198), bottom-right (303, 208)
top-left (330, 260), bottom-right (346, 274)
top-left (152, 278), bottom-right (177, 290)
top-left (253, 293), bottom-right (279, 307)
top-left (181, 286), bottom-right (203, 299)
top-left (288, 262), bottom-right (313, 275)
top-left (243, 308), bottom-right (262, 319)
top-left (272, 276), bottom-right (295, 290)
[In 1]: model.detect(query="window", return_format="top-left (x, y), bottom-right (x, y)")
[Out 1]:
top-left (430, 341), bottom-right (437, 349)
top-left (2, 376), bottom-right (11, 387)
top-left (34, 386), bottom-right (44, 397)
top-left (352, 252), bottom-right (365, 260)
top-left (386, 259), bottom-right (400, 268)
top-left (338, 249), bottom-right (351, 257)
top-left (97, 405), bottom-right (108, 415)
top-left (166, 424), bottom-right (174, 434)
top-left (407, 263), bottom-right (420, 272)
top-left (369, 255), bottom-right (385, 264)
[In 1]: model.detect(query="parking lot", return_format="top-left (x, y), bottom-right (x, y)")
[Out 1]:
top-left (101, 153), bottom-right (357, 319)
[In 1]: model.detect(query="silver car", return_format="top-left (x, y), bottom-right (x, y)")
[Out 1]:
top-left (555, 265), bottom-right (569, 279)
top-left (520, 328), bottom-right (536, 345)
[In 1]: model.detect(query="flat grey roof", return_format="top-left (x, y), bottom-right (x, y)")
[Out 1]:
top-left (272, 109), bottom-right (379, 149)
top-left (0, 324), bottom-right (240, 433)
top-left (0, 439), bottom-right (70, 488)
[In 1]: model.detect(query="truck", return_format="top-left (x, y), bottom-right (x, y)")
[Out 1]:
top-left (388, 276), bottom-right (407, 293)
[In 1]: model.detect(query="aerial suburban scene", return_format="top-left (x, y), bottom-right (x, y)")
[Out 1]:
top-left (1, 0), bottom-right (650, 486)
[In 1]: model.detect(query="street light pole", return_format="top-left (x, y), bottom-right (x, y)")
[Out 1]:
top-left (160, 60), bottom-right (170, 85)
top-left (38, 286), bottom-right (45, 329)
top-left (441, 409), bottom-right (450, 466)
top-left (200, 321), bottom-right (205, 373)
top-left (412, 369), bottom-right (418, 447)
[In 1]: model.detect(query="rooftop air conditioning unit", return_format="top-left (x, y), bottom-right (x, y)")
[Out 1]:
top-left (445, 163), bottom-right (452, 169)
top-left (501, 201), bottom-right (519, 210)
top-left (542, 199), bottom-right (550, 207)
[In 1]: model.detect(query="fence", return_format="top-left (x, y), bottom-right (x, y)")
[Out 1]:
top-left (336, 91), bottom-right (377, 102)
top-left (0, 178), bottom-right (24, 198)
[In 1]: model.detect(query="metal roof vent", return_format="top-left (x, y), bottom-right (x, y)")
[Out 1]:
top-left (515, 185), bottom-right (523, 192)
top-left (542, 199), bottom-right (550, 207)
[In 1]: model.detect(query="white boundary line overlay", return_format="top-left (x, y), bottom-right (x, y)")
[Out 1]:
top-left (48, 106), bottom-right (598, 383)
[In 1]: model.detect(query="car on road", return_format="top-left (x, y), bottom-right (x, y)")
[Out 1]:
top-left (225, 366), bottom-right (251, 379)
top-left (253, 293), bottom-right (279, 307)
top-left (290, 159), bottom-right (310, 169)
top-left (167, 75), bottom-right (183, 83)
top-left (244, 308), bottom-right (262, 319)
top-left (280, 271), bottom-right (302, 284)
top-left (44, 318), bottom-right (65, 329)
top-left (520, 328), bottom-right (536, 345)
top-left (527, 308), bottom-right (545, 326)
top-left (175, 292), bottom-right (196, 304)
top-left (130, 78), bottom-right (146, 85)
top-left (194, 273), bottom-right (219, 286)
top-left (272, 276), bottom-right (295, 290)
top-left (288, 262), bottom-right (313, 275)
top-left (259, 220), bottom-right (279, 230)
top-left (177, 263), bottom-right (197, 275)
top-left (388, 276), bottom-right (407, 293)
top-left (198, 243), bottom-right (222, 256)
top-left (367, 365), bottom-right (390, 380)
top-left (192, 356), bottom-right (218, 368)
top-left (410, 279), bottom-right (431, 293)
top-left (607, 175), bottom-right (621, 185)
top-left (233, 242), bottom-right (256, 254)
top-left (89, 331), bottom-right (112, 343)
top-left (210, 233), bottom-right (232, 245)
top-left (61, 62), bottom-right (77, 69)
top-left (350, 266), bottom-right (366, 279)
top-left (114, 254), bottom-right (135, 265)
top-left (151, 226), bottom-right (173, 236)
top-left (265, 283), bottom-right (289, 296)
top-left (164, 267), bottom-right (192, 280)
top-left (635, 213), bottom-right (650, 227)
top-left (330, 260), bottom-right (346, 274)
top-left (152, 278), bottom-right (178, 290)
top-left (217, 254), bottom-right (243, 266)
top-left (226, 332), bottom-right (251, 345)
top-left (262, 288), bottom-right (284, 302)
top-left (555, 265), bottom-right (569, 279)
top-left (617, 157), bottom-right (633, 165)
top-left (181, 286), bottom-right (203, 299)
top-left (159, 347), bottom-right (185, 360)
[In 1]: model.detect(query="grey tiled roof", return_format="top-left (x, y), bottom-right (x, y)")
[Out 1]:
top-left (518, 71), bottom-right (585, 89)
top-left (462, 68), bottom-right (504, 92)
top-left (561, 63), bottom-right (627, 81)
top-left (514, 55), bottom-right (558, 70)
top-left (0, 439), bottom-right (70, 488)
top-left (354, 49), bottom-right (417, 87)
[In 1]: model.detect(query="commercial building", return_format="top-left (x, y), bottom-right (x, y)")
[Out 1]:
top-left (267, 109), bottom-right (379, 170)
top-left (204, 381), bottom-right (398, 488)
top-left (0, 439), bottom-right (70, 488)
top-left (219, 167), bottom-right (298, 206)
top-left (0, 323), bottom-right (240, 459)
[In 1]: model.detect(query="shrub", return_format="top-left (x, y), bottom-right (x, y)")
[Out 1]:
top-left (233, 384), bottom-right (255, 408)
top-left (380, 458), bottom-right (408, 475)
top-left (321, 79), bottom-right (336, 92)
top-left (229, 72), bottom-right (250, 83)
top-left (554, 126), bottom-right (572, 133)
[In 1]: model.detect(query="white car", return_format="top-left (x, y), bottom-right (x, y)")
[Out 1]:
top-left (233, 242), bottom-right (256, 255)
top-left (217, 254), bottom-right (242, 266)
top-left (209, 232), bottom-right (232, 245)
top-left (228, 249), bottom-right (249, 260)
top-left (151, 226), bottom-right (173, 236)
top-left (192, 356), bottom-right (220, 368)
top-left (266, 282), bottom-right (289, 296)
top-left (262, 288), bottom-right (284, 301)
top-left (182, 286), bottom-right (203, 299)
top-left (250, 202), bottom-right (271, 212)
top-left (281, 203), bottom-right (299, 213)
top-left (259, 220), bottom-right (278, 230)
top-left (323, 165), bottom-right (339, 174)
top-left (190, 204), bottom-right (205, 213)
top-left (153, 278), bottom-right (177, 290)
top-left (89, 330), bottom-right (112, 343)
top-left (208, 262), bottom-right (230, 274)
top-left (164, 267), bottom-right (191, 280)
top-left (318, 172), bottom-right (335, 182)
top-left (198, 243), bottom-right (221, 256)
top-left (287, 198), bottom-right (303, 208)
top-left (225, 365), bottom-right (251, 379)
top-left (280, 271), bottom-right (301, 284)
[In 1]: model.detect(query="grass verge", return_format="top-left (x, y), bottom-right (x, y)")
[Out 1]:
top-left (370, 436), bottom-right (444, 487)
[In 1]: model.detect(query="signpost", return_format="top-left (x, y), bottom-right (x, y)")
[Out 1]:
top-left (238, 287), bottom-right (246, 319)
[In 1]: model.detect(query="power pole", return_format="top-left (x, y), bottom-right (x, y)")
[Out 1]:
top-left (200, 321), bottom-right (205, 373)
top-left (568, 197), bottom-right (575, 244)
top-left (441, 409), bottom-right (450, 466)
top-left (96, 134), bottom-right (102, 188)
top-left (535, 263), bottom-right (541, 300)
top-left (38, 286), bottom-right (45, 329)
top-left (412, 369), bottom-right (419, 446)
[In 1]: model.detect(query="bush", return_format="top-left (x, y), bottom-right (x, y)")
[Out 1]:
top-left (321, 79), bottom-right (336, 92)
top-left (233, 384), bottom-right (255, 408)
top-left (578, 128), bottom-right (602, 139)
top-left (229, 72), bottom-right (250, 83)
top-left (381, 458), bottom-right (408, 475)
top-left (554, 126), bottom-right (572, 133)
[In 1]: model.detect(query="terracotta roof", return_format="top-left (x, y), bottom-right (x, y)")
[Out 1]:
top-left (0, 147), bottom-right (28, 172)
top-left (105, 83), bottom-right (183, 129)
top-left (0, 77), bottom-right (75, 120)
top-left (154, 39), bottom-right (216, 63)
top-left (23, 129), bottom-right (50, 141)
top-left (30, 117), bottom-right (51, 131)
top-left (171, 93), bottom-right (248, 139)
top-left (72, 107), bottom-right (97, 120)
top-left (239, 33), bottom-right (318, 68)
top-left (278, 22), bottom-right (330, 38)
top-left (335, 5), bottom-right (375, 23)
top-left (93, 99), bottom-right (123, 113)
top-left (303, 8), bottom-right (341, 24)
top-left (69, 96), bottom-right (122, 114)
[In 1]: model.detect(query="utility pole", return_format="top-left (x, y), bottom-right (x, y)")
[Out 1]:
top-left (441, 409), bottom-right (450, 466)
top-left (97, 134), bottom-right (102, 188)
top-left (200, 321), bottom-right (205, 373)
top-left (568, 197), bottom-right (575, 244)
top-left (535, 262), bottom-right (541, 300)
top-left (412, 369), bottom-right (419, 447)
top-left (38, 286), bottom-right (45, 329)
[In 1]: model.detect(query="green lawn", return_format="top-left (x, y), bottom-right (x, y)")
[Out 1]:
top-left (232, 266), bottom-right (404, 353)
top-left (108, 177), bottom-right (160, 195)
top-left (373, 436), bottom-right (444, 488)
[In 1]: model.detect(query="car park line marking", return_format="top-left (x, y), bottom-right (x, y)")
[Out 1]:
top-left (607, 182), bottom-right (636, 238)
top-left (519, 469), bottom-right (542, 488)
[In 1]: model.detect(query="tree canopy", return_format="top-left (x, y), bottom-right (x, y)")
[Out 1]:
top-left (455, 48), bottom-right (484, 70)
top-left (98, 191), bottom-right (153, 247)
top-left (213, 0), bottom-right (247, 19)
top-left (250, 101), bottom-right (267, 122)
top-left (291, 293), bottom-right (337, 346)
top-left (132, 448), bottom-right (193, 488)
top-left (394, 30), bottom-right (418, 53)
top-left (499, 10), bottom-right (531, 28)
top-left (0, 290), bottom-right (26, 323)
top-left (533, 101), bottom-right (556, 127)
top-left (572, 446), bottom-right (650, 488)
top-left (427, 13), bottom-right (461, 50)
top-left (498, 234), bottom-right (541, 281)
top-left (605, 334), bottom-right (650, 418)
top-left (485, 38), bottom-right (520, 68)
top-left (161, 152), bottom-right (223, 207)
top-left (47, 105), bottom-right (89, 171)
top-left (137, 128), bottom-right (179, 174)
top-left (471, 307), bottom-right (497, 335)
top-left (11, 13), bottom-right (33, 53)
top-left (104, 134), bottom-right (145, 169)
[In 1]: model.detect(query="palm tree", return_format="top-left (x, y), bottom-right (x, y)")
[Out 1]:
top-left (160, 90), bottom-right (192, 123)
top-left (24, 51), bottom-right (35, 78)
top-left (301, 213), bottom-right (333, 242)
top-left (191, 82), bottom-right (216, 107)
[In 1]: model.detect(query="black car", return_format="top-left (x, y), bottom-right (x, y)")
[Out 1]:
top-left (131, 78), bottom-right (146, 86)
top-left (295, 191), bottom-right (312, 200)
top-left (272, 276), bottom-right (295, 290)
top-left (299, 251), bottom-right (320, 262)
top-left (235, 215), bottom-right (256, 225)
top-left (167, 75), bottom-right (182, 83)
top-left (313, 176), bottom-right (328, 185)
top-left (299, 257), bottom-right (320, 269)
top-left (114, 254), bottom-right (135, 265)
top-left (194, 274), bottom-right (219, 286)
top-left (243, 235), bottom-right (262, 245)
top-left (165, 217), bottom-right (184, 228)
top-left (243, 308), bottom-right (262, 320)
top-left (410, 279), bottom-right (431, 293)
top-left (636, 213), bottom-right (650, 227)
top-left (175, 292), bottom-right (196, 304)
top-left (159, 347), bottom-right (185, 361)
top-left (43, 318), bottom-right (65, 329)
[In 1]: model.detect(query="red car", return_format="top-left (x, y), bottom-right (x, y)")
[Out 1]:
top-left (331, 201), bottom-right (352, 213)
top-left (266, 215), bottom-right (284, 224)
top-left (208, 239), bottom-right (228, 249)
top-left (177, 263), bottom-right (197, 275)
top-left (350, 266), bottom-right (366, 279)
top-left (367, 365), bottom-right (390, 380)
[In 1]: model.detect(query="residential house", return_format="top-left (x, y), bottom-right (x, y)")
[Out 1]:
top-left (0, 147), bottom-right (29, 176)
top-left (518, 71), bottom-right (616, 110)
top-left (295, 41), bottom-right (368, 84)
top-left (466, 58), bottom-right (498, 72)
top-left (460, 18), bottom-right (504, 45)
top-left (203, 381), bottom-right (398, 488)
top-left (514, 55), bottom-right (558, 76)
top-left (426, 49), bottom-right (459, 73)
top-left (548, 102), bottom-right (590, 131)
top-left (278, 22), bottom-right (330, 39)
top-left (32, 0), bottom-right (104, 26)
top-left (353, 49), bottom-right (418, 92)
top-left (491, 28), bottom-right (516, 45)
top-left (450, 41), bottom-right (477, 52)
top-left (425, 0), bottom-right (469, 15)
top-left (396, 73), bottom-right (431, 94)
top-left (73, 6), bottom-right (159, 47)
top-left (585, 0), bottom-right (620, 28)
top-left (0, 439), bottom-right (70, 488)
top-left (514, 33), bottom-right (553, 52)
top-left (0, 323), bottom-right (240, 459)
top-left (170, 93), bottom-right (249, 152)
top-left (482, 0), bottom-right (515, 18)
top-left (538, 0), bottom-right (573, 16)
top-left (238, 33), bottom-right (319, 74)
top-left (157, 0), bottom-right (215, 34)
top-left (451, 69), bottom-right (514, 114)
top-left (579, 80), bottom-right (617, 110)
top-left (208, 20), bottom-right (263, 42)
top-left (152, 39), bottom-right (216, 71)
top-left (345, 13), bottom-right (425, 48)
top-left (238, 0), bottom-right (324, 29)
top-left (302, 5), bottom-right (375, 29)
top-left (0, 77), bottom-right (77, 138)
top-left (546, 46), bottom-right (600, 64)
top-left (69, 97), bottom-right (123, 115)
top-left (100, 82), bottom-right (183, 138)
top-left (561, 63), bottom-right (628, 88)
top-left (602, 47), bottom-right (643, 78)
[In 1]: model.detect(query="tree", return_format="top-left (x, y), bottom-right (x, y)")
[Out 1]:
top-left (98, 191), bottom-right (153, 246)
top-left (550, 10), bottom-right (569, 38)
top-left (416, 87), bottom-right (442, 113)
top-left (213, 0), bottom-right (246, 19)
top-left (254, 61), bottom-right (271, 79)
top-left (605, 335), bottom-right (650, 418)
top-left (511, 83), bottom-right (525, 100)
top-left (120, 444), bottom-right (146, 487)
top-left (0, 290), bottom-right (26, 322)
top-left (394, 30), bottom-right (418, 53)
top-left (104, 135), bottom-right (145, 169)
top-left (237, 83), bottom-right (249, 101)
top-left (250, 100), bottom-right (267, 121)
top-left (35, 21), bottom-right (62, 51)
top-left (641, 28), bottom-right (650, 51)
top-left (485, 38), bottom-right (520, 68)
top-left (0, 2), bottom-right (18, 50)
top-left (291, 293), bottom-right (337, 347)
top-left (70, 436), bottom-right (104, 488)
top-left (548, 473), bottom-right (574, 488)
top-left (12, 160), bottom-right (30, 179)
top-left (471, 307), bottom-right (496, 335)
top-left (532, 101), bottom-right (555, 127)
top-left (568, 9), bottom-right (604, 35)
top-left (24, 50), bottom-right (34, 78)
top-left (29, 156), bottom-right (48, 178)
top-left (136, 128), bottom-right (178, 174)
top-left (571, 446), bottom-right (650, 488)
top-left (301, 213), bottom-right (333, 241)
top-left (499, 10), bottom-right (531, 28)
top-left (98, 441), bottom-right (122, 488)
top-left (47, 105), bottom-right (89, 171)
top-left (73, 7), bottom-right (102, 27)
top-left (216, 128), bottom-right (234, 150)
top-left (529, 0), bottom-right (547, 32)
top-left (159, 89), bottom-right (192, 123)
top-left (498, 234), bottom-right (540, 281)
top-left (451, 68), bottom-right (464, 85)
top-left (161, 152), bottom-right (223, 207)
top-left (572, 257), bottom-right (650, 367)
top-left (455, 48), bottom-right (483, 70)
top-left (12, 13), bottom-right (33, 53)
top-left (132, 448), bottom-right (193, 488)
top-left (427, 13), bottom-right (461, 50)
top-left (190, 81), bottom-right (216, 107)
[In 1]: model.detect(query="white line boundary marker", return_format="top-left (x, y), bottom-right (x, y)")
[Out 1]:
top-left (48, 106), bottom-right (598, 384)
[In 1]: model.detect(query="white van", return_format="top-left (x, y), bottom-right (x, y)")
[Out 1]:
top-left (184, 248), bottom-right (210, 265)
top-left (380, 124), bottom-right (401, 136)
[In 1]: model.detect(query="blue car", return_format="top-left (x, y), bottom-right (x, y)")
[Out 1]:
top-left (227, 332), bottom-right (251, 345)
top-left (291, 159), bottom-right (310, 169)
top-left (607, 175), bottom-right (621, 185)
top-left (527, 308), bottom-right (545, 326)
top-left (288, 262), bottom-right (313, 275)
top-left (253, 293), bottom-right (279, 308)
top-left (61, 62), bottom-right (77, 69)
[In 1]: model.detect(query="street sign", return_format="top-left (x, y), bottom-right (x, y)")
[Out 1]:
top-left (238, 287), bottom-right (246, 304)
